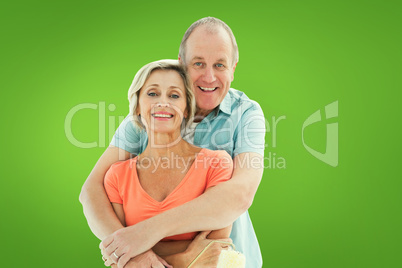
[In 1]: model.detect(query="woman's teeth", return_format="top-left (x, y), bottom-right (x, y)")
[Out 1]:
top-left (152, 114), bottom-right (173, 118)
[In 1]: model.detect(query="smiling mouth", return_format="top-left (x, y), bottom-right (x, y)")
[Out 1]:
top-left (152, 113), bottom-right (173, 118)
top-left (199, 86), bottom-right (217, 92)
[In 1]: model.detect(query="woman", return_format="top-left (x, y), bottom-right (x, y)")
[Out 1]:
top-left (103, 60), bottom-right (234, 267)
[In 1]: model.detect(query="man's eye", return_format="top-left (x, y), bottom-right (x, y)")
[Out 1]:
top-left (194, 62), bottom-right (203, 67)
top-left (147, 92), bottom-right (157, 96)
top-left (216, 63), bottom-right (224, 68)
top-left (170, 94), bottom-right (180, 99)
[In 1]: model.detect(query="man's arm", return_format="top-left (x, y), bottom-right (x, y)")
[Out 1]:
top-left (79, 145), bottom-right (131, 239)
top-left (103, 152), bottom-right (264, 268)
top-left (150, 152), bottom-right (263, 234)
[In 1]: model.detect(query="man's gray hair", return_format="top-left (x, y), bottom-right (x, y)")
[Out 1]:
top-left (128, 59), bottom-right (196, 130)
top-left (179, 17), bottom-right (239, 67)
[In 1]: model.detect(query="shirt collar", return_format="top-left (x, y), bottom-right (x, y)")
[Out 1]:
top-left (217, 89), bottom-right (232, 115)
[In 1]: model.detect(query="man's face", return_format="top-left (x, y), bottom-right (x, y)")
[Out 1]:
top-left (183, 26), bottom-right (236, 116)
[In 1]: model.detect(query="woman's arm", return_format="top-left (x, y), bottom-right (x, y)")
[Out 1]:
top-left (152, 225), bottom-right (232, 257)
top-left (206, 225), bottom-right (232, 240)
top-left (111, 203), bottom-right (126, 227)
top-left (160, 228), bottom-right (233, 268)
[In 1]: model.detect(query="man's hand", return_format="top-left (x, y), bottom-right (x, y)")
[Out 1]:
top-left (101, 246), bottom-right (115, 267)
top-left (100, 220), bottom-right (164, 268)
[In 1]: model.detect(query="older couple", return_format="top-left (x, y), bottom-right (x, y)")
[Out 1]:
top-left (80, 17), bottom-right (265, 267)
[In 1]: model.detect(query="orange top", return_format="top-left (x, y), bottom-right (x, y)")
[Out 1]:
top-left (104, 148), bottom-right (233, 241)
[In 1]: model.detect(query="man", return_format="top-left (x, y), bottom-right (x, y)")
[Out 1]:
top-left (80, 17), bottom-right (266, 267)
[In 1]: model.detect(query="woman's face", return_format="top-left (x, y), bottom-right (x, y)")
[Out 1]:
top-left (137, 69), bottom-right (187, 136)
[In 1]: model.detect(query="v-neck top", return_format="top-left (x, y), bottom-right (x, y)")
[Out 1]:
top-left (104, 148), bottom-right (233, 241)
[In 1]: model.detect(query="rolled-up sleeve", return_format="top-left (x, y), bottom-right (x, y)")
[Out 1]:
top-left (233, 101), bottom-right (266, 157)
top-left (110, 115), bottom-right (147, 155)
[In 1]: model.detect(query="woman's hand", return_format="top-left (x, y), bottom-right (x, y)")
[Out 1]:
top-left (124, 250), bottom-right (172, 268)
top-left (183, 231), bottom-right (232, 267)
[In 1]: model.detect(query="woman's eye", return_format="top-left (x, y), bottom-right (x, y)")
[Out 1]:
top-left (170, 94), bottom-right (180, 99)
top-left (147, 92), bottom-right (157, 96)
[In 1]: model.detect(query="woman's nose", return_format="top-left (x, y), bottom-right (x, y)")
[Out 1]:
top-left (156, 102), bottom-right (170, 108)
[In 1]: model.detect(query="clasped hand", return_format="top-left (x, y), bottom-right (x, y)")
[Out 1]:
top-left (99, 226), bottom-right (232, 268)
top-left (99, 222), bottom-right (162, 268)
top-left (102, 248), bottom-right (171, 268)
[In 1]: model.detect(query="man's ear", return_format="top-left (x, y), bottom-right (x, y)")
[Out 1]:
top-left (231, 62), bottom-right (238, 81)
top-left (178, 56), bottom-right (183, 64)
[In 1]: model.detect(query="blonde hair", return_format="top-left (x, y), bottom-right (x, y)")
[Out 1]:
top-left (128, 59), bottom-right (195, 130)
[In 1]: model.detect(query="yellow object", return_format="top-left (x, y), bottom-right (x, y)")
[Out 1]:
top-left (217, 249), bottom-right (246, 268)
top-left (187, 241), bottom-right (245, 268)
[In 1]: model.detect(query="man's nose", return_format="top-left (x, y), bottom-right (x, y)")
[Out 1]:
top-left (202, 66), bottom-right (216, 83)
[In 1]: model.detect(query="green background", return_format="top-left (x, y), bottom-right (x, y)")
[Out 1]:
top-left (1, 0), bottom-right (401, 267)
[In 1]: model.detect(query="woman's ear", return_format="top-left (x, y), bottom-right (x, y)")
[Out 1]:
top-left (136, 104), bottom-right (141, 116)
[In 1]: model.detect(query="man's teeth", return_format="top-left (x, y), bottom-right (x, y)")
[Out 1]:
top-left (200, 86), bottom-right (216, 91)
top-left (153, 114), bottom-right (173, 118)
